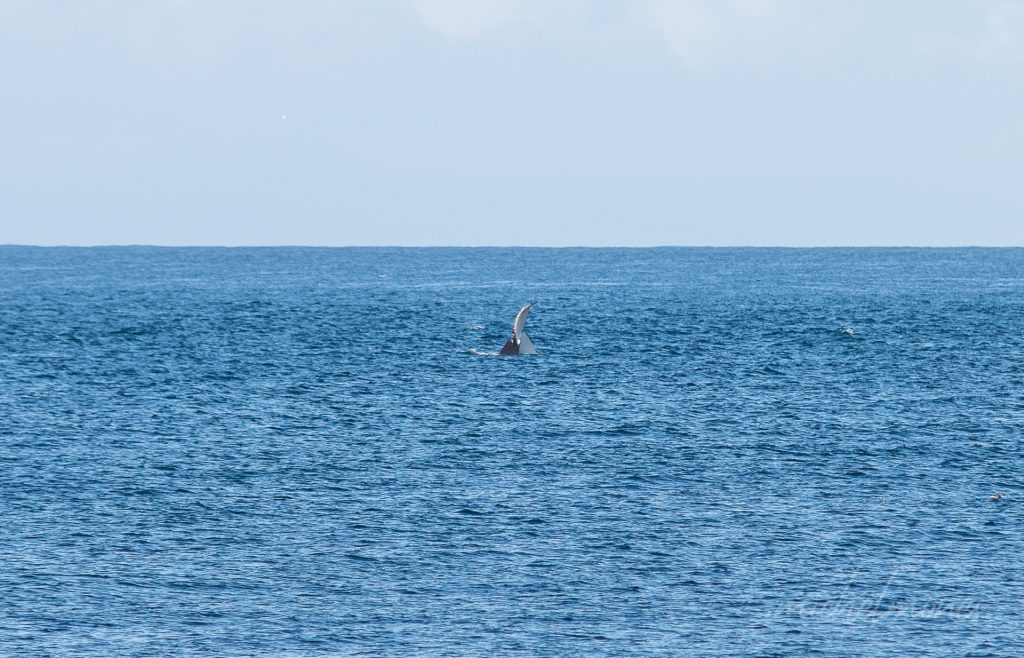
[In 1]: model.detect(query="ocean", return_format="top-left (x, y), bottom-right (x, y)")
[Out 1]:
top-left (1, 246), bottom-right (1021, 657)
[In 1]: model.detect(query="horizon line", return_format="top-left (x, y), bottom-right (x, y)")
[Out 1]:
top-left (2, 243), bottom-right (1023, 250)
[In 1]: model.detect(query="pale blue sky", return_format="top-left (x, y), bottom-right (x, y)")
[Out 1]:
top-left (2, 0), bottom-right (1023, 246)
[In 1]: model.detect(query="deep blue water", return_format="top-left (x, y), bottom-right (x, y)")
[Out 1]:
top-left (1, 246), bottom-right (1022, 657)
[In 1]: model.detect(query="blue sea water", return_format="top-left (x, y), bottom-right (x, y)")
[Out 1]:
top-left (1, 246), bottom-right (1022, 657)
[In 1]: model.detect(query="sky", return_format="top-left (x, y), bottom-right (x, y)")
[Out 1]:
top-left (2, 0), bottom-right (1023, 246)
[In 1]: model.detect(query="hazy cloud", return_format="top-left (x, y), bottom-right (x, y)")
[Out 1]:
top-left (636, 0), bottom-right (799, 69)
top-left (406, 0), bottom-right (803, 69)
top-left (980, 1), bottom-right (1024, 60)
top-left (409, 0), bottom-right (522, 38)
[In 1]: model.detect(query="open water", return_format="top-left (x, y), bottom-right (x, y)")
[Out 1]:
top-left (1, 246), bottom-right (1022, 657)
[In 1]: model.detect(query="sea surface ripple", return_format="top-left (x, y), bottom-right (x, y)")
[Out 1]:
top-left (1, 247), bottom-right (1022, 657)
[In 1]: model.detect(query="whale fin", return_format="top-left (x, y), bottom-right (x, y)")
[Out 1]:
top-left (512, 302), bottom-right (533, 338)
top-left (498, 302), bottom-right (537, 356)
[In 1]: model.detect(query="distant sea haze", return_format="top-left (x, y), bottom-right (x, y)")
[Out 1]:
top-left (1, 246), bottom-right (1020, 656)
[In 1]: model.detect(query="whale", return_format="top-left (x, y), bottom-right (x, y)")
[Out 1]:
top-left (499, 302), bottom-right (537, 356)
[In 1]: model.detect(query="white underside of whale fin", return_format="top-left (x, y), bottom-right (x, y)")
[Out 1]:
top-left (518, 332), bottom-right (537, 355)
top-left (512, 302), bottom-right (533, 338)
